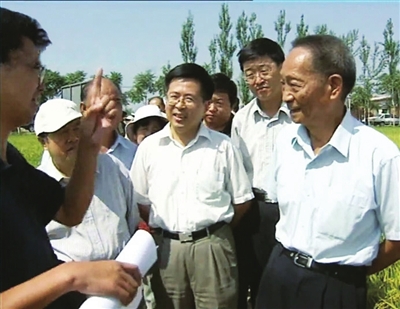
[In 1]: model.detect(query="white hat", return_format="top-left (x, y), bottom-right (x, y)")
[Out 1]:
top-left (34, 99), bottom-right (82, 136)
top-left (133, 105), bottom-right (167, 124)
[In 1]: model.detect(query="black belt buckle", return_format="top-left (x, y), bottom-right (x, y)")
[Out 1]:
top-left (291, 252), bottom-right (313, 268)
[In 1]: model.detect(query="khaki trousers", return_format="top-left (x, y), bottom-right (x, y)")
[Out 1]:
top-left (150, 224), bottom-right (238, 309)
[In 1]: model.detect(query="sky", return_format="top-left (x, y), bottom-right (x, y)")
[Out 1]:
top-left (2, 1), bottom-right (399, 93)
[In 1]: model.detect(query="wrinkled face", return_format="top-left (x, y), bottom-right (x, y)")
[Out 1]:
top-left (42, 118), bottom-right (81, 166)
top-left (148, 98), bottom-right (165, 113)
top-left (133, 117), bottom-right (166, 145)
top-left (204, 92), bottom-right (232, 130)
top-left (81, 79), bottom-right (122, 130)
top-left (0, 37), bottom-right (45, 129)
top-left (280, 47), bottom-right (330, 126)
top-left (166, 78), bottom-right (206, 136)
top-left (243, 56), bottom-right (282, 103)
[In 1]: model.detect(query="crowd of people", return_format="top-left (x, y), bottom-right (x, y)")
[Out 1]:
top-left (1, 7), bottom-right (399, 309)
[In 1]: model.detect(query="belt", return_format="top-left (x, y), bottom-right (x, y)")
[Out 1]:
top-left (153, 221), bottom-right (226, 243)
top-left (252, 188), bottom-right (278, 204)
top-left (280, 244), bottom-right (366, 283)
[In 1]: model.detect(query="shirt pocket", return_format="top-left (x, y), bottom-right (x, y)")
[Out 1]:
top-left (315, 189), bottom-right (371, 242)
top-left (196, 171), bottom-right (225, 204)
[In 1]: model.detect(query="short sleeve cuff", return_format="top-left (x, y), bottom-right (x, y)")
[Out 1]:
top-left (232, 192), bottom-right (255, 205)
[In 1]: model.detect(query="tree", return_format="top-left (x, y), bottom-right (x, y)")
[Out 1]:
top-left (340, 30), bottom-right (359, 56)
top-left (274, 10), bottom-right (291, 48)
top-left (206, 38), bottom-right (218, 74)
top-left (40, 69), bottom-right (65, 104)
top-left (106, 71), bottom-right (123, 89)
top-left (356, 36), bottom-right (386, 123)
top-left (235, 11), bottom-right (264, 104)
top-left (295, 14), bottom-right (309, 39)
top-left (379, 18), bottom-right (400, 117)
top-left (154, 62), bottom-right (172, 97)
top-left (179, 11), bottom-right (198, 63)
top-left (64, 70), bottom-right (86, 85)
top-left (128, 70), bottom-right (156, 103)
top-left (313, 24), bottom-right (335, 36)
top-left (215, 4), bottom-right (237, 78)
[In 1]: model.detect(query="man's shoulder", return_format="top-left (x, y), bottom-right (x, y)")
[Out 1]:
top-left (234, 99), bottom-right (256, 122)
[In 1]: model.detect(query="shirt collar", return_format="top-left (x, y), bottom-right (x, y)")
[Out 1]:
top-left (291, 109), bottom-right (354, 158)
top-left (160, 123), bottom-right (212, 146)
top-left (250, 98), bottom-right (290, 119)
top-left (108, 132), bottom-right (131, 153)
top-left (38, 153), bottom-right (100, 182)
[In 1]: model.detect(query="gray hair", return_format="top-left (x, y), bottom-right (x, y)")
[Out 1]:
top-left (291, 34), bottom-right (356, 101)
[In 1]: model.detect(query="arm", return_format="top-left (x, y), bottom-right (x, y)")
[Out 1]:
top-left (369, 155), bottom-right (400, 274)
top-left (367, 240), bottom-right (400, 275)
top-left (1, 260), bottom-right (141, 309)
top-left (226, 142), bottom-right (255, 227)
top-left (54, 69), bottom-right (117, 226)
top-left (230, 201), bottom-right (252, 228)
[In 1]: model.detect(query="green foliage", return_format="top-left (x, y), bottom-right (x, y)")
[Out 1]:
top-left (180, 11), bottom-right (197, 63)
top-left (274, 10), bottom-right (292, 48)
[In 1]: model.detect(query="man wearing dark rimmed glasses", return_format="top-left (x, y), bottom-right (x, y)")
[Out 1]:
top-left (0, 7), bottom-right (141, 308)
top-left (230, 38), bottom-right (292, 309)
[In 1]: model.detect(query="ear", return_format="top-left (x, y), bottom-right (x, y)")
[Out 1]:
top-left (328, 74), bottom-right (343, 100)
top-left (37, 136), bottom-right (48, 148)
top-left (80, 103), bottom-right (86, 113)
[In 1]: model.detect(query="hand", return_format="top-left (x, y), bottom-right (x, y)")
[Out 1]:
top-left (67, 260), bottom-right (142, 306)
top-left (80, 68), bottom-right (118, 147)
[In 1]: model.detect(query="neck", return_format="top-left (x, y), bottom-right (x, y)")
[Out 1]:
top-left (53, 159), bottom-right (74, 178)
top-left (100, 130), bottom-right (117, 153)
top-left (170, 125), bottom-right (200, 146)
top-left (307, 106), bottom-right (346, 154)
top-left (204, 120), bottom-right (227, 133)
top-left (0, 120), bottom-right (12, 163)
top-left (258, 94), bottom-right (282, 117)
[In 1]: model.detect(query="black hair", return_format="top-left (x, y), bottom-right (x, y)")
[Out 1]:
top-left (291, 34), bottom-right (356, 100)
top-left (80, 77), bottom-right (122, 103)
top-left (0, 7), bottom-right (51, 64)
top-left (165, 63), bottom-right (214, 101)
top-left (211, 73), bottom-right (238, 107)
top-left (132, 116), bottom-right (167, 135)
top-left (237, 38), bottom-right (285, 71)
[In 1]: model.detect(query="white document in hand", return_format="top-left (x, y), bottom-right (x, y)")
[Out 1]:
top-left (80, 229), bottom-right (157, 309)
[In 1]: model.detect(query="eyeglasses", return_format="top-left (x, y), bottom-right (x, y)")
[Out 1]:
top-left (244, 65), bottom-right (275, 84)
top-left (166, 95), bottom-right (196, 107)
top-left (38, 65), bottom-right (46, 85)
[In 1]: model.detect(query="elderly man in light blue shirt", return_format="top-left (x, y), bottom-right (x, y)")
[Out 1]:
top-left (256, 34), bottom-right (400, 309)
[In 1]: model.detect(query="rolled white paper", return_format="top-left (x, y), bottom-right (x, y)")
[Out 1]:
top-left (80, 230), bottom-right (157, 309)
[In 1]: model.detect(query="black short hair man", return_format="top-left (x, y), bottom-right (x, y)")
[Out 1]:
top-left (130, 63), bottom-right (254, 309)
top-left (0, 8), bottom-right (140, 308)
top-left (256, 34), bottom-right (400, 309)
top-left (231, 37), bottom-right (292, 309)
top-left (204, 73), bottom-right (237, 137)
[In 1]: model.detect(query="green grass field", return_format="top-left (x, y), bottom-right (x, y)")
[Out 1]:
top-left (8, 127), bottom-right (400, 309)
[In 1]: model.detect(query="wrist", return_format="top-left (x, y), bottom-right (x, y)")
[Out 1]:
top-left (56, 262), bottom-right (80, 293)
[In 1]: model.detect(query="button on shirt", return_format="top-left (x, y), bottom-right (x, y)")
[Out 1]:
top-left (267, 110), bottom-right (400, 266)
top-left (130, 124), bottom-right (254, 232)
top-left (107, 133), bottom-right (138, 170)
top-left (231, 98), bottom-right (291, 191)
top-left (38, 153), bottom-right (140, 262)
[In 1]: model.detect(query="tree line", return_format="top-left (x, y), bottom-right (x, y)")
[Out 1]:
top-left (42, 5), bottom-right (400, 118)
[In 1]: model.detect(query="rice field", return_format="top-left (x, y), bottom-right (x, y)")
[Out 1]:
top-left (8, 127), bottom-right (400, 308)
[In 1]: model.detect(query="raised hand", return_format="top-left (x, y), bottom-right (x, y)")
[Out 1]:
top-left (80, 68), bottom-right (118, 147)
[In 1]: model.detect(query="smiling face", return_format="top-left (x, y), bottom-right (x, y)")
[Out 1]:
top-left (165, 78), bottom-right (206, 138)
top-left (280, 47), bottom-right (333, 127)
top-left (0, 37), bottom-right (45, 129)
top-left (42, 118), bottom-right (81, 167)
top-left (243, 55), bottom-right (282, 103)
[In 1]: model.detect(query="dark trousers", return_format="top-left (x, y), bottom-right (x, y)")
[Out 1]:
top-left (234, 199), bottom-right (280, 309)
top-left (255, 244), bottom-right (367, 309)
